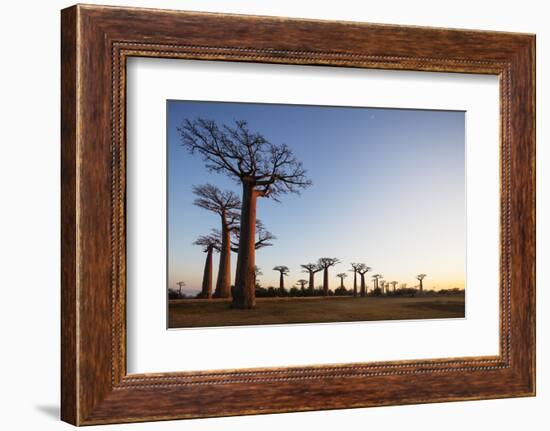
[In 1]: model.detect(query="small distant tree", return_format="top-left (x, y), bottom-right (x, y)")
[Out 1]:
top-left (317, 258), bottom-right (341, 296)
top-left (301, 263), bottom-right (323, 295)
top-left (349, 263), bottom-right (362, 297)
top-left (379, 280), bottom-right (386, 295)
top-left (371, 274), bottom-right (382, 292)
top-left (336, 273), bottom-right (348, 290)
top-left (180, 119), bottom-right (312, 309)
top-left (273, 266), bottom-right (290, 290)
top-left (356, 264), bottom-right (372, 297)
top-left (296, 279), bottom-right (308, 292)
top-left (400, 283), bottom-right (407, 289)
top-left (176, 281), bottom-right (185, 298)
top-left (193, 232), bottom-right (220, 299)
top-left (390, 281), bottom-right (398, 294)
top-left (416, 274), bottom-right (427, 293)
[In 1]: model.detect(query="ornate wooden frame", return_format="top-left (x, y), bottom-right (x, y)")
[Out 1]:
top-left (61, 4), bottom-right (535, 425)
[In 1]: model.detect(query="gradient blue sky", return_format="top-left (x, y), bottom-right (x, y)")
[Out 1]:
top-left (167, 100), bottom-right (465, 295)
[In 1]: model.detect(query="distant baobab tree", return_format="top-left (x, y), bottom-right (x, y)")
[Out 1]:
top-left (254, 265), bottom-right (263, 287)
top-left (336, 272), bottom-right (348, 289)
top-left (176, 281), bottom-right (185, 297)
top-left (357, 264), bottom-right (372, 297)
top-left (416, 274), bottom-right (427, 293)
top-left (400, 283), bottom-right (407, 289)
top-left (273, 266), bottom-right (290, 290)
top-left (296, 279), bottom-right (308, 292)
top-left (180, 119), bottom-right (312, 309)
top-left (349, 263), bottom-right (362, 297)
top-left (372, 274), bottom-right (382, 291)
top-left (193, 232), bottom-right (220, 299)
top-left (317, 257), bottom-right (341, 296)
top-left (192, 184), bottom-right (240, 299)
top-left (390, 281), bottom-right (398, 293)
top-left (301, 263), bottom-right (323, 295)
top-left (379, 280), bottom-right (386, 295)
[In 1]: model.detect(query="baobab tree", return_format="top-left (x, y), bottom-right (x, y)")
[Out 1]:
top-left (192, 184), bottom-right (240, 299)
top-left (336, 273), bottom-right (348, 290)
top-left (180, 119), bottom-right (312, 309)
top-left (390, 281), bottom-right (398, 294)
top-left (349, 263), bottom-right (362, 297)
top-left (372, 274), bottom-right (382, 292)
top-left (380, 280), bottom-right (386, 295)
top-left (301, 263), bottom-right (323, 295)
top-left (356, 264), bottom-right (372, 297)
top-left (273, 266), bottom-right (290, 290)
top-left (296, 279), bottom-right (308, 292)
top-left (254, 265), bottom-right (263, 287)
top-left (317, 257), bottom-right (340, 296)
top-left (176, 281), bottom-right (185, 298)
top-left (400, 283), bottom-right (407, 289)
top-left (416, 274), bottom-right (427, 293)
top-left (193, 232), bottom-right (220, 299)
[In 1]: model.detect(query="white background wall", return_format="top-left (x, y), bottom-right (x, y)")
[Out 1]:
top-left (0, 0), bottom-right (546, 429)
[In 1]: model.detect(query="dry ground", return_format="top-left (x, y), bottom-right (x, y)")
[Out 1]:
top-left (168, 294), bottom-right (465, 328)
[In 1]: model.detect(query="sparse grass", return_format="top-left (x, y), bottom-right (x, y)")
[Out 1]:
top-left (168, 295), bottom-right (465, 328)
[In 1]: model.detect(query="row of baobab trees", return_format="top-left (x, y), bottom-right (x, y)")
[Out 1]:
top-left (182, 181), bottom-right (429, 301)
top-left (177, 117), bottom-right (427, 308)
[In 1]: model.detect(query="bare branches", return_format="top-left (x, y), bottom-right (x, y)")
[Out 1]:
top-left (273, 266), bottom-right (290, 276)
top-left (192, 183), bottom-right (241, 219)
top-left (336, 273), bottom-right (348, 280)
top-left (180, 118), bottom-right (312, 200)
top-left (296, 279), bottom-right (308, 289)
top-left (193, 231), bottom-right (221, 252)
top-left (317, 257), bottom-right (341, 269)
top-left (301, 263), bottom-right (323, 274)
top-left (356, 264), bottom-right (372, 275)
top-left (231, 220), bottom-right (276, 252)
top-left (416, 274), bottom-right (427, 281)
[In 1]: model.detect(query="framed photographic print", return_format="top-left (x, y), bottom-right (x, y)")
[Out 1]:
top-left (61, 4), bottom-right (535, 425)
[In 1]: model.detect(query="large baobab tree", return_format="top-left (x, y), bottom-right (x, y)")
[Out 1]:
top-left (372, 274), bottom-right (382, 292)
top-left (349, 263), bottom-right (362, 297)
top-left (176, 281), bottom-right (185, 298)
top-left (192, 184), bottom-right (240, 299)
top-left (296, 279), bottom-right (308, 292)
top-left (301, 263), bottom-right (322, 295)
top-left (336, 273), bottom-right (348, 290)
top-left (416, 274), bottom-right (427, 293)
top-left (390, 281), bottom-right (398, 294)
top-left (180, 119), bottom-right (312, 309)
top-left (356, 264), bottom-right (372, 297)
top-left (273, 266), bottom-right (290, 290)
top-left (317, 257), bottom-right (340, 296)
top-left (193, 232), bottom-right (220, 299)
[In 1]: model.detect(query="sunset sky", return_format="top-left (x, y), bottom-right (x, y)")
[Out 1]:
top-left (167, 100), bottom-right (465, 295)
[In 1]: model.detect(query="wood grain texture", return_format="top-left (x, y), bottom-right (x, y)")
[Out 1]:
top-left (60, 4), bottom-right (535, 425)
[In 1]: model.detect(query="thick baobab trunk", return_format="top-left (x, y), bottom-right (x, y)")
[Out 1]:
top-left (233, 183), bottom-right (258, 309)
top-left (360, 275), bottom-right (366, 297)
top-left (213, 220), bottom-right (231, 298)
top-left (353, 271), bottom-right (357, 297)
top-left (279, 272), bottom-right (285, 290)
top-left (340, 278), bottom-right (344, 289)
top-left (323, 268), bottom-right (329, 296)
top-left (200, 247), bottom-right (213, 299)
top-left (308, 272), bottom-right (315, 294)
top-left (419, 280), bottom-right (423, 293)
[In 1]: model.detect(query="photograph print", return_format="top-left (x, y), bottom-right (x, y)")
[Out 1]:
top-left (167, 100), bottom-right (465, 329)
